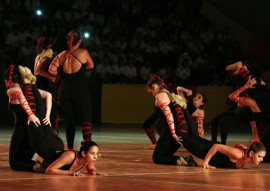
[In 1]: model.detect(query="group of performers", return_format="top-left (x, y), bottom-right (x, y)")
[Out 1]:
top-left (2, 28), bottom-right (270, 176)
top-left (4, 30), bottom-right (106, 176)
top-left (145, 61), bottom-right (270, 169)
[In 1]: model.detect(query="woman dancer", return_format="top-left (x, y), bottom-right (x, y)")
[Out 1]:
top-left (147, 74), bottom-right (197, 166)
top-left (147, 74), bottom-right (266, 169)
top-left (142, 86), bottom-right (205, 150)
top-left (4, 65), bottom-right (64, 172)
top-left (46, 141), bottom-right (107, 176)
top-left (229, 77), bottom-right (270, 161)
top-left (34, 35), bottom-right (60, 134)
top-left (48, 30), bottom-right (94, 149)
top-left (176, 86), bottom-right (207, 137)
top-left (176, 103), bottom-right (266, 169)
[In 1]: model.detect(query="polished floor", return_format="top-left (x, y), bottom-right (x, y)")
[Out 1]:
top-left (0, 124), bottom-right (269, 191)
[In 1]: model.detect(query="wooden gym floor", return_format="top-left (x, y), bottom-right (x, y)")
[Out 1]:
top-left (0, 123), bottom-right (270, 191)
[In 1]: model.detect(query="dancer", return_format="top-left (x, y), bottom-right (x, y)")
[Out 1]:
top-left (46, 141), bottom-right (107, 176)
top-left (142, 86), bottom-right (205, 150)
top-left (34, 36), bottom-right (56, 88)
top-left (3, 65), bottom-right (64, 172)
top-left (229, 77), bottom-right (270, 161)
top-left (48, 30), bottom-right (94, 149)
top-left (147, 74), bottom-right (198, 166)
top-left (147, 74), bottom-right (266, 169)
top-left (176, 86), bottom-right (207, 137)
top-left (176, 103), bottom-right (266, 169)
top-left (34, 35), bottom-right (60, 134)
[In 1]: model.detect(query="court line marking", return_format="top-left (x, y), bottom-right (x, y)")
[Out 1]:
top-left (0, 171), bottom-right (267, 191)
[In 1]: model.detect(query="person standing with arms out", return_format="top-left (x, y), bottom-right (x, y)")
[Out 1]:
top-left (49, 30), bottom-right (94, 149)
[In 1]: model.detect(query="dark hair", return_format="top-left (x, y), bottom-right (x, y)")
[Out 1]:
top-left (247, 141), bottom-right (266, 154)
top-left (78, 141), bottom-right (98, 157)
top-left (67, 30), bottom-right (82, 46)
top-left (36, 36), bottom-right (51, 54)
top-left (147, 74), bottom-right (167, 89)
top-left (3, 65), bottom-right (21, 84)
top-left (197, 92), bottom-right (207, 109)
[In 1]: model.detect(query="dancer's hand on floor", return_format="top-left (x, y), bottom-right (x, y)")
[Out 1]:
top-left (28, 114), bottom-right (41, 127)
top-left (203, 163), bottom-right (216, 170)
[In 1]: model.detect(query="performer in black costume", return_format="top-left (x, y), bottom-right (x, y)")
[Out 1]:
top-left (4, 65), bottom-right (64, 172)
top-left (49, 30), bottom-right (94, 149)
top-left (147, 74), bottom-right (198, 166)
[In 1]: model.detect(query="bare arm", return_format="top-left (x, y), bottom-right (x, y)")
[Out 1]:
top-left (49, 54), bottom-right (61, 76)
top-left (203, 144), bottom-right (243, 169)
top-left (7, 87), bottom-right (40, 126)
top-left (229, 77), bottom-right (260, 112)
top-left (39, 89), bottom-right (52, 126)
top-left (35, 58), bottom-right (56, 80)
top-left (176, 86), bottom-right (192, 102)
top-left (46, 151), bottom-right (85, 176)
top-left (84, 50), bottom-right (94, 70)
top-left (156, 92), bottom-right (181, 144)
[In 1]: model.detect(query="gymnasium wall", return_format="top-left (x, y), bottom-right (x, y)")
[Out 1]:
top-left (0, 83), bottom-right (233, 125)
top-left (101, 84), bottom-right (233, 124)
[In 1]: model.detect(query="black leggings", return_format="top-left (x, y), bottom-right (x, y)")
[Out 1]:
top-left (152, 106), bottom-right (198, 165)
top-left (27, 85), bottom-right (64, 164)
top-left (210, 106), bottom-right (252, 144)
top-left (59, 81), bottom-right (92, 149)
top-left (152, 117), bottom-right (180, 165)
top-left (176, 106), bottom-right (236, 168)
top-left (9, 104), bottom-right (36, 172)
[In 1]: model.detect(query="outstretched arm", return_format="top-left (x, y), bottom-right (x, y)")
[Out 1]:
top-left (46, 151), bottom-right (85, 176)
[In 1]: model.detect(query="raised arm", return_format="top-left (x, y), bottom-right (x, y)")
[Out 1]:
top-left (176, 86), bottom-right (192, 102)
top-left (229, 77), bottom-right (260, 112)
top-left (229, 77), bottom-right (256, 105)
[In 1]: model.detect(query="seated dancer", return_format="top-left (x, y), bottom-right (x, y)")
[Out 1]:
top-left (3, 64), bottom-right (63, 172)
top-left (48, 30), bottom-right (94, 150)
top-left (46, 141), bottom-right (107, 176)
top-left (142, 86), bottom-right (205, 150)
top-left (147, 74), bottom-right (198, 167)
top-left (176, 86), bottom-right (207, 137)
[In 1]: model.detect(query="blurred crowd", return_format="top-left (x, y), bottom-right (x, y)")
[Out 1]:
top-left (0, 0), bottom-right (247, 86)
